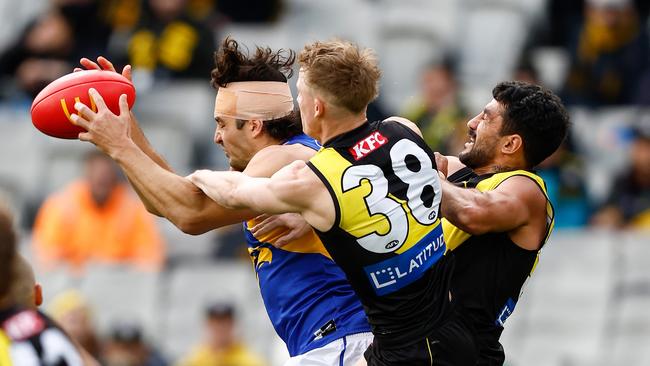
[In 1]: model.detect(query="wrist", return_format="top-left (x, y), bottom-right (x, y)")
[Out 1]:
top-left (110, 139), bottom-right (139, 163)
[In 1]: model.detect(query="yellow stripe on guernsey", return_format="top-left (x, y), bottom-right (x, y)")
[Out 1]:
top-left (442, 170), bottom-right (555, 274)
top-left (0, 330), bottom-right (12, 366)
top-left (310, 148), bottom-right (439, 254)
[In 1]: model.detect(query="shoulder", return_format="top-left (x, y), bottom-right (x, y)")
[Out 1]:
top-left (382, 116), bottom-right (423, 138)
top-left (495, 173), bottom-right (548, 209)
top-left (245, 144), bottom-right (317, 178)
top-left (446, 156), bottom-right (466, 176)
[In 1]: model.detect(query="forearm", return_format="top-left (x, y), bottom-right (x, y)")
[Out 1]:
top-left (190, 170), bottom-right (246, 209)
top-left (440, 179), bottom-right (489, 234)
top-left (112, 142), bottom-right (218, 231)
top-left (128, 113), bottom-right (174, 172)
top-left (124, 114), bottom-right (174, 213)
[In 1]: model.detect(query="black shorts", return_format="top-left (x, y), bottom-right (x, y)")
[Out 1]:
top-left (364, 315), bottom-right (478, 366)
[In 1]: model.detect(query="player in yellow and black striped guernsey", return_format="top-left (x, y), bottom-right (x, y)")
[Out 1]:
top-left (189, 40), bottom-right (477, 365)
top-left (436, 81), bottom-right (570, 365)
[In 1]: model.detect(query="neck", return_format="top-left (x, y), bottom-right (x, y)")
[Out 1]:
top-left (473, 164), bottom-right (518, 175)
top-left (253, 135), bottom-right (284, 152)
top-left (318, 113), bottom-right (367, 144)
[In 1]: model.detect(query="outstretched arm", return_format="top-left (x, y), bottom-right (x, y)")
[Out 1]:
top-left (188, 160), bottom-right (334, 231)
top-left (189, 160), bottom-right (308, 213)
top-left (70, 87), bottom-right (256, 234)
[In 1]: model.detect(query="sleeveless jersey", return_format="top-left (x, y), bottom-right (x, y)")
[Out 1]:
top-left (443, 167), bottom-right (555, 363)
top-left (244, 133), bottom-right (370, 357)
top-left (0, 306), bottom-right (83, 365)
top-left (307, 120), bottom-right (453, 348)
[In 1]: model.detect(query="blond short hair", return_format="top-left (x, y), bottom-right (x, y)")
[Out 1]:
top-left (298, 39), bottom-right (381, 114)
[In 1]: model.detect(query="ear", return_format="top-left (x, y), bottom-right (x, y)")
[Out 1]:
top-left (314, 98), bottom-right (325, 119)
top-left (249, 119), bottom-right (264, 137)
top-left (34, 283), bottom-right (43, 307)
top-left (501, 134), bottom-right (523, 156)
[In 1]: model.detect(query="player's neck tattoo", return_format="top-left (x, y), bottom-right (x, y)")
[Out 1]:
top-left (490, 165), bottom-right (512, 173)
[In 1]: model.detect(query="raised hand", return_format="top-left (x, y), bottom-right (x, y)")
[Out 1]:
top-left (74, 56), bottom-right (132, 82)
top-left (69, 88), bottom-right (133, 157)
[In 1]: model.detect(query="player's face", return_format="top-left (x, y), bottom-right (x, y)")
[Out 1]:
top-left (458, 99), bottom-right (503, 169)
top-left (213, 115), bottom-right (253, 172)
top-left (296, 70), bottom-right (318, 139)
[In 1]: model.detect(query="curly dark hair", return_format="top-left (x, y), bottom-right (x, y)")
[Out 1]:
top-left (493, 81), bottom-right (570, 167)
top-left (0, 204), bottom-right (16, 300)
top-left (211, 37), bottom-right (301, 141)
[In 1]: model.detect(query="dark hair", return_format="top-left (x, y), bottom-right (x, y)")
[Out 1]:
top-left (0, 205), bottom-right (17, 299)
top-left (205, 301), bottom-right (234, 319)
top-left (211, 37), bottom-right (302, 141)
top-left (493, 81), bottom-right (570, 167)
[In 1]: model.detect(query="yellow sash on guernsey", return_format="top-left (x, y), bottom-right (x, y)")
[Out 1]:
top-left (0, 330), bottom-right (12, 366)
top-left (442, 170), bottom-right (555, 275)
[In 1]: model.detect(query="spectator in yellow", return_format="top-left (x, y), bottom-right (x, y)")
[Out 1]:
top-left (177, 302), bottom-right (266, 366)
top-left (32, 150), bottom-right (164, 273)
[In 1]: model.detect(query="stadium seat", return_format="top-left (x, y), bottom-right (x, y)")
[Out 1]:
top-left (162, 261), bottom-right (272, 361)
top-left (157, 218), bottom-right (219, 261)
top-left (502, 230), bottom-right (613, 365)
top-left (569, 107), bottom-right (639, 203)
top-left (80, 265), bottom-right (161, 341)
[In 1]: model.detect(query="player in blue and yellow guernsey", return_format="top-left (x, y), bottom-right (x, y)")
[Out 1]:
top-left (70, 39), bottom-right (372, 365)
top-left (436, 81), bottom-right (570, 365)
top-left (244, 133), bottom-right (371, 360)
top-left (189, 40), bottom-right (477, 365)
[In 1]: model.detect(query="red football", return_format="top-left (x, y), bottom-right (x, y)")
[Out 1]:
top-left (30, 70), bottom-right (136, 139)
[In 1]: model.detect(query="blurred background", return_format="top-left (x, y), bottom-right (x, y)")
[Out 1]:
top-left (0, 0), bottom-right (649, 365)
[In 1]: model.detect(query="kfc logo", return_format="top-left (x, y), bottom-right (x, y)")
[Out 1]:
top-left (350, 132), bottom-right (388, 160)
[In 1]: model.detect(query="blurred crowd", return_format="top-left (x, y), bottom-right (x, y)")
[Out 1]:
top-left (0, 0), bottom-right (649, 364)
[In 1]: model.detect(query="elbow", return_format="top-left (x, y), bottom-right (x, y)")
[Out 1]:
top-left (175, 219), bottom-right (211, 235)
top-left (167, 209), bottom-right (212, 235)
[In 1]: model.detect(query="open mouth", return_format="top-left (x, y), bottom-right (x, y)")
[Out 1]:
top-left (465, 135), bottom-right (475, 148)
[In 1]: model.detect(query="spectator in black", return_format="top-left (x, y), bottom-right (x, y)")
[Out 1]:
top-left (102, 321), bottom-right (168, 366)
top-left (113, 0), bottom-right (216, 82)
top-left (560, 0), bottom-right (650, 106)
top-left (0, 0), bottom-right (111, 100)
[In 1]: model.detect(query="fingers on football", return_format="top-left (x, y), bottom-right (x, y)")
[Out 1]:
top-left (87, 88), bottom-right (108, 110)
top-left (74, 101), bottom-right (96, 120)
top-left (69, 113), bottom-right (90, 130)
top-left (80, 58), bottom-right (100, 70)
top-left (122, 65), bottom-right (133, 81)
top-left (118, 94), bottom-right (130, 116)
top-left (97, 56), bottom-right (116, 72)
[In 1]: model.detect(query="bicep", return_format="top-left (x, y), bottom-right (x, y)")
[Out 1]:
top-left (475, 177), bottom-right (542, 232)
